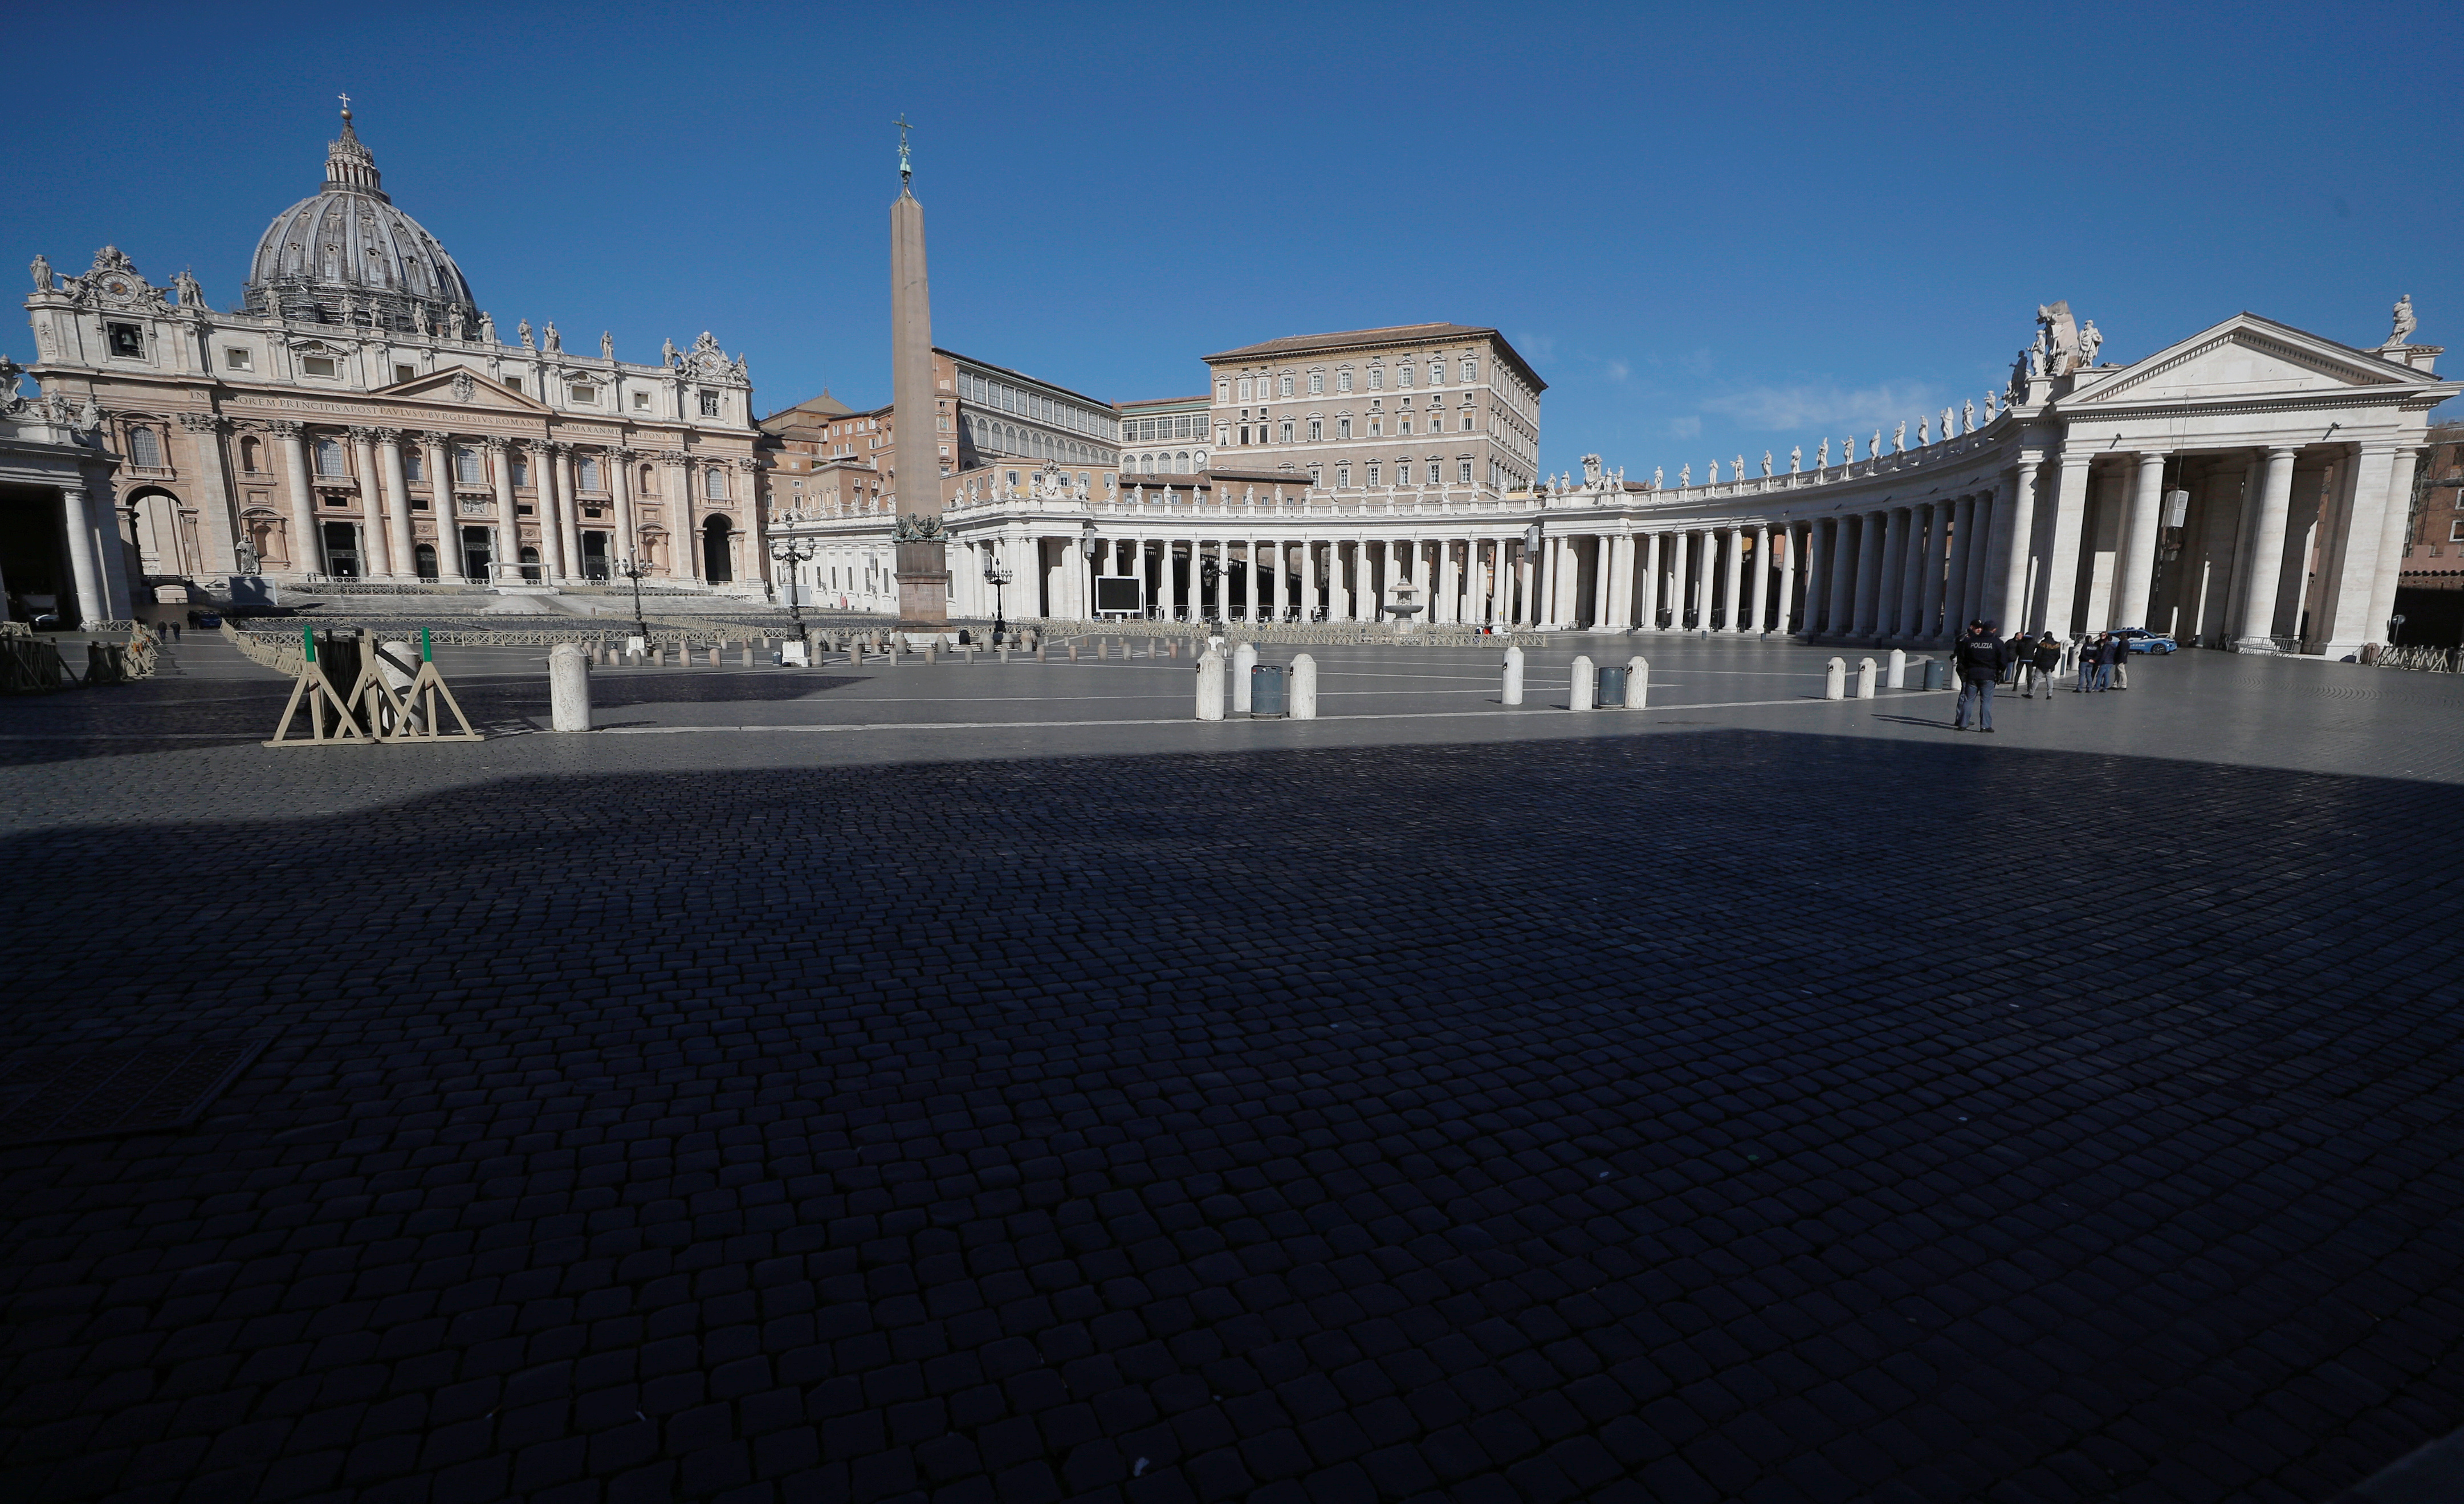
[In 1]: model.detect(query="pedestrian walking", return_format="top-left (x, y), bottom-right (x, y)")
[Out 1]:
top-left (2002, 627), bottom-right (2030, 686)
top-left (1951, 620), bottom-right (2006, 731)
top-left (2096, 632), bottom-right (2124, 690)
top-left (2026, 632), bottom-right (2062, 698)
top-left (2076, 634), bottom-right (2101, 693)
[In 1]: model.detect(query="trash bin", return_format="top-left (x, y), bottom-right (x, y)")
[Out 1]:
top-left (1251, 662), bottom-right (1288, 717)
top-left (1596, 663), bottom-right (1628, 708)
top-left (1922, 658), bottom-right (1946, 690)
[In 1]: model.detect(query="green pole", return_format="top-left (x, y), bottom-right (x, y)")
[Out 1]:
top-left (302, 625), bottom-right (316, 663)
top-left (421, 626), bottom-right (432, 662)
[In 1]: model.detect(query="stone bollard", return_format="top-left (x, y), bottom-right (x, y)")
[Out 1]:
top-left (1502, 645), bottom-right (1525, 705)
top-left (1627, 655), bottom-right (1650, 710)
top-left (548, 641), bottom-right (592, 731)
top-left (742, 641), bottom-right (755, 668)
top-left (378, 640), bottom-right (420, 732)
top-left (1856, 657), bottom-right (1877, 698)
top-left (1291, 652), bottom-right (1318, 719)
top-left (999, 644), bottom-right (1011, 664)
top-left (1035, 641), bottom-right (1047, 663)
top-left (1569, 655), bottom-right (1596, 712)
top-left (1068, 641), bottom-right (1080, 662)
top-left (925, 641), bottom-right (938, 665)
top-left (1825, 657), bottom-right (1846, 699)
top-left (1231, 643), bottom-right (1258, 713)
top-left (707, 645), bottom-right (722, 668)
top-left (1195, 647), bottom-right (1227, 721)
top-left (1887, 647), bottom-right (1907, 689)
top-left (1098, 639), bottom-right (1109, 659)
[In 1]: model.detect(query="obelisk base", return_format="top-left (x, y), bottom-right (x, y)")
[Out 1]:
top-left (894, 539), bottom-right (952, 634)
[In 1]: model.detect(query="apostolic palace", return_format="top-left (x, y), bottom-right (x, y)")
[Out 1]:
top-left (7, 105), bottom-right (2458, 659)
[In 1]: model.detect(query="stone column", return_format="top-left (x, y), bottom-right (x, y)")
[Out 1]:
top-left (373, 430), bottom-right (414, 582)
top-left (2035, 456), bottom-right (2092, 635)
top-left (1941, 497), bottom-right (1974, 637)
top-left (60, 485), bottom-right (108, 624)
top-left (2234, 447), bottom-right (2300, 649)
top-left (2363, 446), bottom-right (2422, 647)
top-left (349, 427), bottom-right (388, 578)
top-left (2112, 452), bottom-right (2168, 631)
top-left (554, 444), bottom-right (584, 584)
top-left (1800, 521), bottom-right (1827, 634)
top-left (610, 449), bottom-right (637, 570)
top-left (671, 453), bottom-right (699, 581)
top-left (1773, 524), bottom-right (1797, 634)
top-left (271, 421), bottom-right (316, 575)
top-left (1826, 514), bottom-right (1858, 637)
top-left (1987, 462), bottom-right (2041, 633)
top-left (1748, 525), bottom-right (1772, 633)
top-left (2323, 443), bottom-right (2402, 655)
top-left (2223, 452), bottom-right (2267, 638)
top-left (1719, 526), bottom-right (1744, 632)
top-left (1631, 533), bottom-right (1656, 629)
top-left (1852, 510), bottom-right (1887, 637)
top-left (1913, 505), bottom-right (1943, 643)
top-left (1962, 493), bottom-right (1995, 631)
top-left (483, 438), bottom-right (518, 583)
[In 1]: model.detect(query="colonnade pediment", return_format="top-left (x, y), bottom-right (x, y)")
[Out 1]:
top-left (2068, 315), bottom-right (2428, 409)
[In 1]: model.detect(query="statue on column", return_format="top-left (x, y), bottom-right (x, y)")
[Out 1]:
top-left (30, 253), bottom-right (52, 292)
top-left (2390, 295), bottom-right (2417, 345)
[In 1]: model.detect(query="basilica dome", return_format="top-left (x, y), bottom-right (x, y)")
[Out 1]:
top-left (242, 107), bottom-right (480, 335)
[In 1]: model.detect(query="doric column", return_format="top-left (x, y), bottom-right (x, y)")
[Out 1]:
top-left (1891, 507), bottom-right (1921, 640)
top-left (270, 421), bottom-right (316, 576)
top-left (1799, 521), bottom-right (1827, 634)
top-left (2112, 452), bottom-right (2168, 631)
top-left (1826, 514), bottom-right (1857, 637)
top-left (1668, 530), bottom-right (1692, 628)
top-left (2363, 445), bottom-right (2422, 647)
top-left (1942, 497), bottom-right (1974, 637)
top-left (553, 443), bottom-right (584, 583)
top-left (1773, 524), bottom-right (1797, 634)
top-left (1631, 533), bottom-right (1656, 629)
top-left (1913, 505), bottom-right (1943, 643)
top-left (349, 428), bottom-right (388, 578)
top-left (1987, 462), bottom-right (2043, 633)
top-left (373, 429), bottom-right (413, 581)
top-left (2035, 456), bottom-right (2092, 635)
top-left (483, 438), bottom-right (518, 583)
top-left (60, 485), bottom-right (107, 624)
top-left (1962, 492), bottom-right (1994, 631)
top-left (1749, 525), bottom-right (1772, 633)
top-left (1851, 510), bottom-right (1885, 637)
top-left (2234, 447), bottom-right (2300, 648)
top-left (1720, 526), bottom-right (1745, 632)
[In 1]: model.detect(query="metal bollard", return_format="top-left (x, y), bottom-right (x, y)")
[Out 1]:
top-left (1627, 655), bottom-right (1650, 709)
top-left (1194, 647), bottom-right (1226, 721)
top-left (1569, 655), bottom-right (1595, 711)
top-left (1856, 657), bottom-right (1877, 698)
top-left (1502, 644), bottom-right (1525, 705)
top-left (1825, 657), bottom-right (1846, 699)
top-left (1231, 643), bottom-right (1258, 713)
top-left (548, 641), bottom-right (592, 731)
top-left (1887, 648), bottom-right (1907, 689)
top-left (1290, 652), bottom-right (1318, 719)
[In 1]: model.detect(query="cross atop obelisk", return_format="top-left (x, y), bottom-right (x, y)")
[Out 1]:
top-left (888, 116), bottom-right (948, 630)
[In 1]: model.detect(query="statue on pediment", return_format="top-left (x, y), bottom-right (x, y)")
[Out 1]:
top-left (2391, 295), bottom-right (2417, 346)
top-left (2078, 319), bottom-right (2103, 367)
top-left (30, 253), bottom-right (51, 292)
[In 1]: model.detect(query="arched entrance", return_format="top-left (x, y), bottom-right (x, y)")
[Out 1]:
top-left (414, 542), bottom-right (439, 581)
top-left (701, 515), bottom-right (733, 583)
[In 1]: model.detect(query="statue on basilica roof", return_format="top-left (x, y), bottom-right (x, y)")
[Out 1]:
top-left (2391, 294), bottom-right (2417, 346)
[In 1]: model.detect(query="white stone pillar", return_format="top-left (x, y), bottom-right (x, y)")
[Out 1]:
top-left (2035, 456), bottom-right (2092, 635)
top-left (376, 430), bottom-right (414, 582)
top-left (1749, 525), bottom-right (1772, 633)
top-left (2112, 452), bottom-right (2168, 631)
top-left (1773, 524), bottom-right (1797, 635)
top-left (350, 427), bottom-right (388, 578)
top-left (1826, 515), bottom-right (1857, 636)
top-left (1893, 508), bottom-right (1924, 640)
top-left (1914, 505), bottom-right (1943, 643)
top-left (272, 421), bottom-right (316, 575)
top-left (1800, 521), bottom-right (1827, 635)
top-left (1963, 493), bottom-right (1996, 633)
top-left (2323, 444), bottom-right (2401, 655)
top-left (2363, 446), bottom-right (2422, 647)
top-left (1852, 511), bottom-right (1887, 637)
top-left (1941, 498), bottom-right (1974, 638)
top-left (1638, 533), bottom-right (1661, 629)
top-left (60, 485), bottom-right (107, 624)
top-left (1720, 525), bottom-right (1744, 632)
top-left (555, 444), bottom-right (585, 585)
top-left (1586, 534), bottom-right (1609, 629)
top-left (1989, 462), bottom-right (2043, 633)
top-left (1514, 540), bottom-right (1533, 627)
top-left (610, 448), bottom-right (637, 572)
top-left (486, 438), bottom-right (519, 583)
top-left (524, 442), bottom-right (560, 582)
top-left (2235, 447), bottom-right (2300, 649)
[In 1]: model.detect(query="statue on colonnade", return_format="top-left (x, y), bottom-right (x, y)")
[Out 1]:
top-left (2391, 295), bottom-right (2417, 345)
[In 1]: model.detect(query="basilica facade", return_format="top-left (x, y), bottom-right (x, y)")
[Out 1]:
top-left (13, 107), bottom-right (759, 623)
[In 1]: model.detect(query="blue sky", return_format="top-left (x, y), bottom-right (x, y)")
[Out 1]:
top-left (8, 1), bottom-right (2455, 475)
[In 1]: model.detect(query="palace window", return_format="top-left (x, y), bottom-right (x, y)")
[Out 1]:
top-left (1428, 361), bottom-right (1444, 386)
top-left (1278, 375), bottom-right (1294, 397)
top-left (1370, 417), bottom-right (1382, 437)
top-left (569, 383), bottom-right (596, 405)
top-left (1278, 420), bottom-right (1294, 444)
top-left (1367, 464), bottom-right (1382, 486)
top-left (1461, 357), bottom-right (1478, 381)
top-left (1400, 418), bottom-right (1412, 435)
top-left (108, 322), bottom-right (145, 358)
top-left (1237, 378), bottom-right (1253, 402)
top-left (1337, 417), bottom-right (1351, 440)
top-left (1336, 463), bottom-right (1350, 487)
top-left (1308, 372), bottom-right (1323, 395)
top-left (1216, 380), bottom-right (1230, 403)
top-left (1367, 367), bottom-right (1383, 391)
top-left (1398, 365), bottom-right (1414, 389)
top-left (1458, 460), bottom-right (1473, 483)
top-left (1461, 412), bottom-right (1475, 432)
top-left (301, 355), bottom-right (337, 378)
top-left (128, 428), bottom-right (161, 467)
top-left (1337, 369), bottom-right (1352, 393)
top-left (223, 347), bottom-right (252, 371)
top-left (1428, 462), bottom-right (1443, 484)
top-left (1308, 418), bottom-right (1322, 442)
top-left (314, 437), bottom-right (345, 476)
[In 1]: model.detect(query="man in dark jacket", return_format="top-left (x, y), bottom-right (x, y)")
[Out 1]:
top-left (2076, 634), bottom-right (2101, 692)
top-left (2096, 631), bottom-right (2124, 690)
top-left (1951, 620), bottom-right (2006, 731)
top-left (2002, 628), bottom-right (2031, 685)
top-left (2026, 632), bottom-right (2063, 698)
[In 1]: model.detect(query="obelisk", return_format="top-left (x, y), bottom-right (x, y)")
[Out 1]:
top-left (889, 117), bottom-right (950, 633)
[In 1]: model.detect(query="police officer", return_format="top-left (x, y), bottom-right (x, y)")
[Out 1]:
top-left (1951, 619), bottom-right (2007, 731)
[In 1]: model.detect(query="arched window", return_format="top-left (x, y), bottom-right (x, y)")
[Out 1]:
top-left (577, 457), bottom-right (601, 491)
top-left (128, 428), bottom-right (161, 467)
top-left (1175, 452), bottom-right (1191, 474)
top-left (314, 437), bottom-right (345, 476)
top-left (640, 464), bottom-right (657, 494)
top-left (704, 468), bottom-right (727, 499)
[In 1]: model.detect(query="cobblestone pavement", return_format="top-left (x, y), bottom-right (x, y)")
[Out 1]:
top-left (2, 647), bottom-right (2462, 1504)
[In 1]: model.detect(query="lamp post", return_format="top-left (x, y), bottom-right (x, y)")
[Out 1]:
top-left (771, 537), bottom-right (816, 623)
top-left (616, 553), bottom-right (654, 647)
top-left (984, 553), bottom-right (1014, 644)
